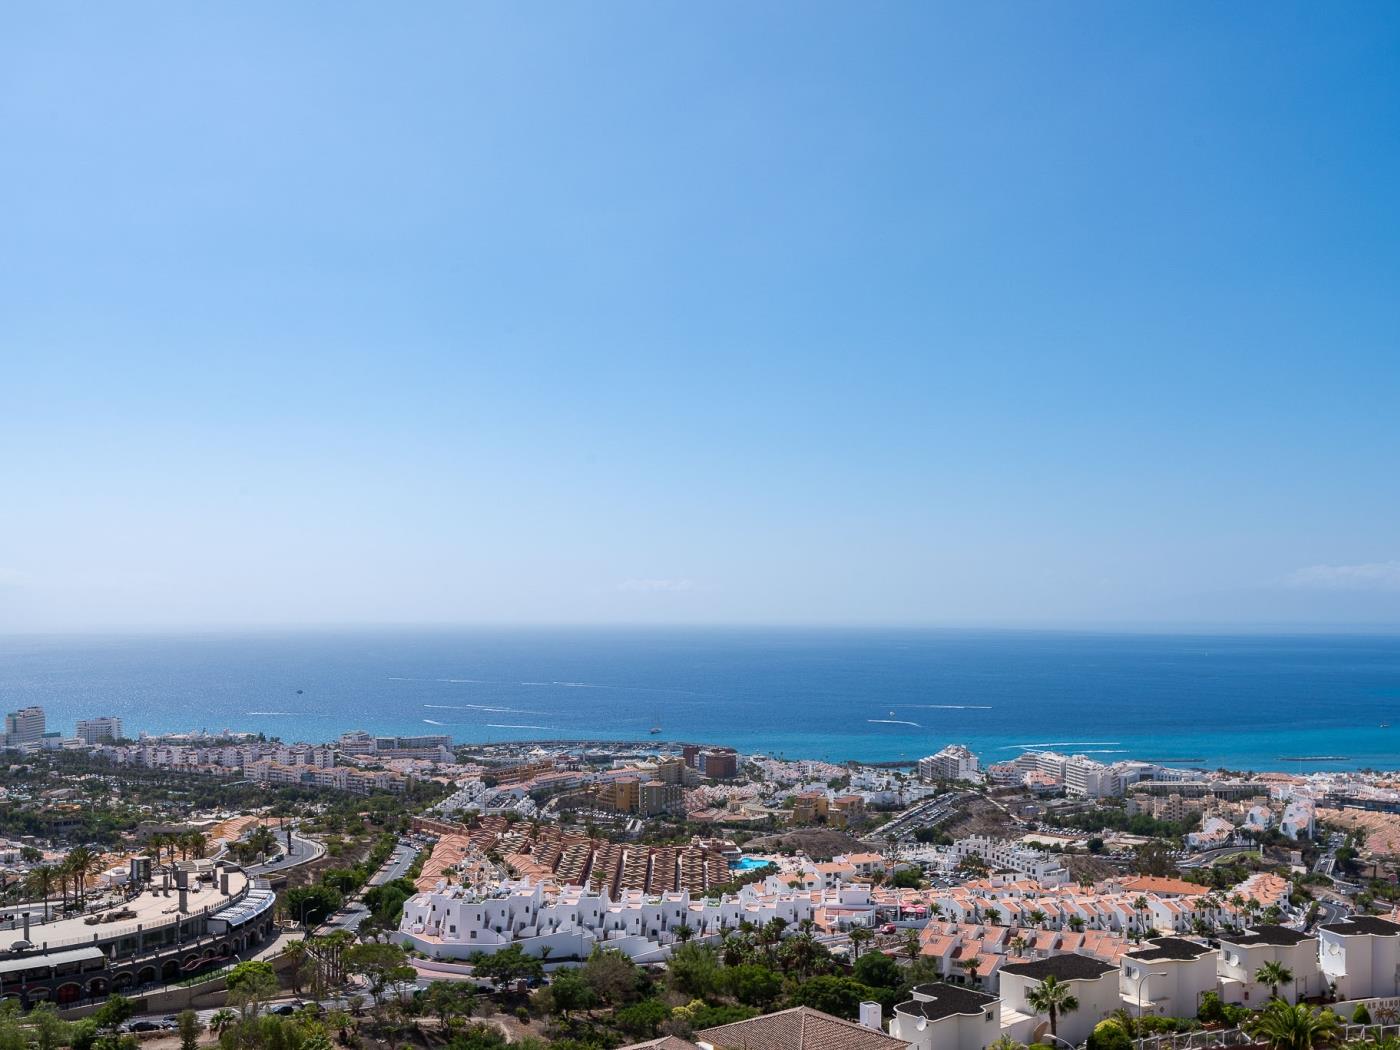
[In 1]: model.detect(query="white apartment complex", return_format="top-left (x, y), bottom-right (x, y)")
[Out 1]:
top-left (75, 716), bottom-right (124, 745)
top-left (3, 706), bottom-right (46, 748)
top-left (919, 745), bottom-right (982, 783)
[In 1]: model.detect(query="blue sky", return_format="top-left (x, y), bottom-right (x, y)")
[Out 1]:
top-left (3, 3), bottom-right (1399, 630)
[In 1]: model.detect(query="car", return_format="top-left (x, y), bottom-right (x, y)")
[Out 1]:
top-left (272, 1004), bottom-right (298, 1016)
top-left (129, 1021), bottom-right (162, 1032)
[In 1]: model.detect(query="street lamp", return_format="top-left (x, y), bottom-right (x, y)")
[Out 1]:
top-left (1132, 969), bottom-right (1169, 1050)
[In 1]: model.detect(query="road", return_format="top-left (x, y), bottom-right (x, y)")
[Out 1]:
top-left (248, 833), bottom-right (325, 876)
top-left (319, 839), bottom-right (417, 934)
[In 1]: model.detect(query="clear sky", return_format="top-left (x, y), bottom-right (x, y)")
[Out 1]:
top-left (3, 3), bottom-right (1400, 631)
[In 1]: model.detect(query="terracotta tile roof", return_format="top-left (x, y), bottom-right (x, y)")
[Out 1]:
top-left (697, 1006), bottom-right (908, 1050)
top-left (618, 1038), bottom-right (703, 1050)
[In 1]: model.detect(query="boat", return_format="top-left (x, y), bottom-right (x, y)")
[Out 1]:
top-left (649, 726), bottom-right (662, 735)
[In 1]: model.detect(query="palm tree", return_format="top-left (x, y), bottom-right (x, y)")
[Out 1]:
top-left (1008, 935), bottom-right (1028, 957)
top-left (1133, 895), bottom-right (1150, 934)
top-left (283, 939), bottom-right (308, 995)
top-left (1068, 915), bottom-right (1085, 932)
top-left (848, 926), bottom-right (873, 960)
top-left (675, 924), bottom-right (694, 943)
top-left (1026, 974), bottom-right (1080, 1038)
top-left (960, 957), bottom-right (981, 985)
top-left (1256, 961), bottom-right (1295, 1002)
top-left (1028, 908), bottom-right (1048, 928)
top-left (984, 907), bottom-right (1002, 925)
top-left (905, 930), bottom-right (922, 961)
top-left (208, 1009), bottom-right (238, 1038)
top-left (24, 865), bottom-right (55, 921)
top-left (929, 902), bottom-right (944, 920)
top-left (1247, 1001), bottom-right (1339, 1050)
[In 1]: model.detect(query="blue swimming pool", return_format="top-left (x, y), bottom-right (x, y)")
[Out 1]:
top-left (729, 856), bottom-right (772, 871)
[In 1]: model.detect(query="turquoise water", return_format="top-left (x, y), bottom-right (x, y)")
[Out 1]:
top-left (1, 628), bottom-right (1398, 771)
top-left (730, 857), bottom-right (774, 871)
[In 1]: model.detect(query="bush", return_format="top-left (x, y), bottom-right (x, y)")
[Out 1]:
top-left (1353, 1004), bottom-right (1372, 1024)
top-left (1087, 1021), bottom-right (1133, 1050)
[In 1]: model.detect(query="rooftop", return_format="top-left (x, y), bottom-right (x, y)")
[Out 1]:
top-left (1221, 925), bottom-right (1315, 947)
top-left (1125, 937), bottom-right (1214, 961)
top-left (999, 952), bottom-right (1118, 982)
top-left (697, 1005), bottom-right (907, 1050)
top-left (898, 984), bottom-right (1000, 1021)
top-left (1319, 916), bottom-right (1400, 938)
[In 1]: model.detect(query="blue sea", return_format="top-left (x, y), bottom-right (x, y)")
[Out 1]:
top-left (1, 628), bottom-right (1399, 772)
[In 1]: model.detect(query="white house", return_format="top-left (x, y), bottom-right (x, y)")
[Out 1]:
top-left (997, 954), bottom-right (1121, 1046)
top-left (1217, 925), bottom-right (1321, 1005)
top-left (1120, 937), bottom-right (1218, 1020)
top-left (890, 983), bottom-right (1006, 1050)
top-left (1318, 916), bottom-right (1400, 1001)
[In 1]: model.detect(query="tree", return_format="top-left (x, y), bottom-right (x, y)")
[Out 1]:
top-left (92, 995), bottom-right (136, 1035)
top-left (344, 942), bottom-right (415, 1005)
top-left (285, 884), bottom-right (342, 927)
top-left (848, 926), bottom-right (873, 959)
top-left (1247, 1001), bottom-right (1340, 1050)
top-left (422, 980), bottom-right (477, 1028)
top-left (207, 1010), bottom-right (238, 1038)
top-left (613, 999), bottom-right (671, 1039)
top-left (470, 943), bottom-right (544, 993)
top-left (176, 1010), bottom-right (202, 1050)
top-left (26, 1002), bottom-right (70, 1050)
top-left (226, 960), bottom-right (279, 1019)
top-left (789, 975), bottom-right (881, 1019)
top-left (1351, 1004), bottom-right (1372, 1025)
top-left (852, 951), bottom-right (902, 991)
top-left (674, 923), bottom-right (694, 943)
top-left (983, 907), bottom-right (1002, 925)
top-left (890, 867), bottom-right (923, 889)
top-left (544, 969), bottom-right (596, 1021)
top-left (668, 943), bottom-right (723, 999)
top-left (1256, 961), bottom-right (1295, 1002)
top-left (726, 964), bottom-right (783, 1008)
top-left (1087, 1020), bottom-right (1133, 1050)
top-left (1026, 975), bottom-right (1080, 1038)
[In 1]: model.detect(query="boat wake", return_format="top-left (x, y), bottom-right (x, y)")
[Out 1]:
top-left (868, 718), bottom-right (921, 728)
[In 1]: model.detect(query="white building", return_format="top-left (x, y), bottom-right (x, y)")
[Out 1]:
top-left (919, 745), bottom-right (982, 784)
top-left (3, 706), bottom-right (45, 748)
top-left (998, 954), bottom-right (1121, 1046)
top-left (76, 716), bottom-right (124, 746)
top-left (1279, 799), bottom-right (1315, 840)
top-left (1119, 937), bottom-right (1218, 1020)
top-left (1217, 925), bottom-right (1321, 1006)
top-left (1317, 916), bottom-right (1400, 1001)
top-left (397, 876), bottom-right (814, 964)
top-left (890, 983), bottom-right (1005, 1050)
top-left (1186, 816), bottom-right (1234, 851)
top-left (949, 837), bottom-right (1070, 886)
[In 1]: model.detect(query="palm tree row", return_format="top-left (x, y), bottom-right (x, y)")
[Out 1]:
top-left (21, 845), bottom-right (108, 917)
top-left (142, 829), bottom-right (210, 865)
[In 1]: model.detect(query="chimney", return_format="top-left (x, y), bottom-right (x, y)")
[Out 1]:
top-left (859, 1001), bottom-right (883, 1031)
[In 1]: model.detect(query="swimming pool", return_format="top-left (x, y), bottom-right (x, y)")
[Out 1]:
top-left (729, 856), bottom-right (773, 871)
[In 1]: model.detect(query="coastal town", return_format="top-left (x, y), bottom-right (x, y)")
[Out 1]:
top-left (3, 702), bottom-right (1400, 1050)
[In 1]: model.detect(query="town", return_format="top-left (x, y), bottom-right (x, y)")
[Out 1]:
top-left (3, 703), bottom-right (1400, 1050)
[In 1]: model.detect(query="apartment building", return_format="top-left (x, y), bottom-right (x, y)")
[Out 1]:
top-left (1217, 926), bottom-right (1321, 1005)
top-left (918, 745), bottom-right (982, 783)
top-left (3, 706), bottom-right (45, 748)
top-left (999, 954), bottom-right (1121, 1046)
top-left (75, 716), bottom-right (123, 745)
top-left (1317, 916), bottom-right (1400, 1000)
top-left (1120, 937), bottom-right (1218, 1019)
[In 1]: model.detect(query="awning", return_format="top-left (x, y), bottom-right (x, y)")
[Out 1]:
top-left (0, 946), bottom-right (106, 976)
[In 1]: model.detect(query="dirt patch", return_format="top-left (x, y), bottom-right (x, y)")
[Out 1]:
top-left (741, 828), bottom-right (874, 860)
top-left (1319, 807), bottom-right (1400, 858)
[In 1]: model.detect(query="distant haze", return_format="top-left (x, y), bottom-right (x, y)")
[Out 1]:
top-left (3, 4), bottom-right (1399, 632)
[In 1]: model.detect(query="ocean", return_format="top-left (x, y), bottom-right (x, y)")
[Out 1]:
top-left (1, 628), bottom-right (1398, 772)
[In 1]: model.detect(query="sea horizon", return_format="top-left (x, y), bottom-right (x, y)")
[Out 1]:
top-left (3, 626), bottom-right (1398, 773)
